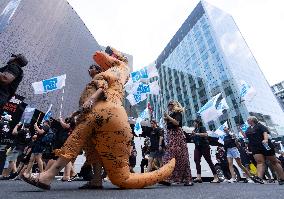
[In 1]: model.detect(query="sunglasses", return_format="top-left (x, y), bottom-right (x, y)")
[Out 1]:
top-left (89, 65), bottom-right (101, 71)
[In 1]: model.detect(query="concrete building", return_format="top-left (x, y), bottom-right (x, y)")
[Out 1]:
top-left (149, 1), bottom-right (284, 135)
top-left (0, 0), bottom-right (133, 118)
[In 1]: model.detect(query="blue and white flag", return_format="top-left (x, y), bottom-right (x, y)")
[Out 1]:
top-left (241, 122), bottom-right (249, 132)
top-left (130, 65), bottom-right (159, 83)
top-left (21, 106), bottom-right (35, 124)
top-left (134, 108), bottom-right (149, 135)
top-left (42, 104), bottom-right (52, 124)
top-left (125, 80), bottom-right (160, 95)
top-left (197, 93), bottom-right (228, 123)
top-left (280, 143), bottom-right (284, 153)
top-left (32, 74), bottom-right (66, 94)
top-left (214, 121), bottom-right (228, 137)
top-left (240, 80), bottom-right (256, 102)
top-left (214, 122), bottom-right (228, 144)
top-left (126, 93), bottom-right (147, 106)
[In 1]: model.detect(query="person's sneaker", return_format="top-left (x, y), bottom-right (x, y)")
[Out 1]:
top-left (268, 179), bottom-right (275, 183)
top-left (228, 178), bottom-right (236, 183)
top-left (243, 179), bottom-right (248, 183)
top-left (8, 172), bottom-right (18, 180)
top-left (279, 179), bottom-right (284, 185)
top-left (247, 178), bottom-right (254, 183)
top-left (251, 176), bottom-right (264, 184)
top-left (223, 179), bottom-right (228, 183)
top-left (0, 176), bottom-right (10, 180)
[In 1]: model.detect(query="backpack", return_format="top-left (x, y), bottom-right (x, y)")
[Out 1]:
top-left (41, 129), bottom-right (55, 147)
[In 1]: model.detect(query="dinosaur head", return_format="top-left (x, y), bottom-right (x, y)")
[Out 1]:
top-left (93, 46), bottom-right (128, 71)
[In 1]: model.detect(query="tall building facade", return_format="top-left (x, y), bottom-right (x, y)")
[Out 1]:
top-left (150, 1), bottom-right (284, 135)
top-left (271, 81), bottom-right (284, 112)
top-left (0, 0), bottom-right (133, 118)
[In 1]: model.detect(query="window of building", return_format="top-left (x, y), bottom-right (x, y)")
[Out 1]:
top-left (277, 84), bottom-right (284, 91)
top-left (224, 87), bottom-right (233, 96)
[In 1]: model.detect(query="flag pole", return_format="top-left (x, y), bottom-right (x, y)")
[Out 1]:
top-left (59, 87), bottom-right (64, 118)
top-left (36, 113), bottom-right (41, 124)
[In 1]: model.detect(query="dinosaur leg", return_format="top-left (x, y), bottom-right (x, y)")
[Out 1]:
top-left (92, 130), bottom-right (175, 189)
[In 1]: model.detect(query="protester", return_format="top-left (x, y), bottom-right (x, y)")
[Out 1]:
top-left (160, 100), bottom-right (193, 186)
top-left (129, 140), bottom-right (137, 173)
top-left (0, 114), bottom-right (12, 173)
top-left (215, 146), bottom-right (231, 181)
top-left (23, 120), bottom-right (50, 176)
top-left (147, 120), bottom-right (164, 172)
top-left (223, 127), bottom-right (254, 183)
top-left (0, 114), bottom-right (14, 179)
top-left (245, 116), bottom-right (284, 185)
top-left (57, 117), bottom-right (77, 181)
top-left (192, 119), bottom-right (219, 183)
top-left (279, 152), bottom-right (284, 171)
top-left (140, 138), bottom-right (150, 173)
top-left (0, 54), bottom-right (28, 109)
top-left (5, 123), bottom-right (32, 179)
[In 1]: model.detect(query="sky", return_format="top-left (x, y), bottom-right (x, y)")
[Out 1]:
top-left (67, 0), bottom-right (284, 85)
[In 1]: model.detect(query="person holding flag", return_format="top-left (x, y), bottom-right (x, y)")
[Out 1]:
top-left (191, 119), bottom-right (219, 183)
top-left (23, 120), bottom-right (51, 176)
top-left (223, 127), bottom-right (255, 183)
top-left (22, 47), bottom-right (175, 190)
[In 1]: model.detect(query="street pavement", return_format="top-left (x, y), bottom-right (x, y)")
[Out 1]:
top-left (1, 180), bottom-right (283, 199)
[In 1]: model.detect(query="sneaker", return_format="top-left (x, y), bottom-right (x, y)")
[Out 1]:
top-left (8, 172), bottom-right (18, 180)
top-left (279, 179), bottom-right (284, 185)
top-left (247, 178), bottom-right (254, 183)
top-left (251, 176), bottom-right (264, 184)
top-left (243, 179), bottom-right (248, 183)
top-left (223, 179), bottom-right (228, 183)
top-left (228, 178), bottom-right (236, 183)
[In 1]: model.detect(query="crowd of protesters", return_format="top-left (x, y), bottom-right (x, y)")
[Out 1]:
top-left (0, 112), bottom-right (78, 181)
top-left (1, 53), bottom-right (284, 189)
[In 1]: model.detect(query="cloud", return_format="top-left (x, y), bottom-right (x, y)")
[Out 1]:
top-left (67, 0), bottom-right (284, 85)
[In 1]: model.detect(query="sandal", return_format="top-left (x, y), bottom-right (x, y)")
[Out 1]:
top-left (70, 174), bottom-right (79, 181)
top-left (61, 178), bottom-right (72, 182)
top-left (22, 174), bottom-right (51, 190)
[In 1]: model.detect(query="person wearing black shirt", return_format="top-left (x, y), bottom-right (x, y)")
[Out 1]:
top-left (56, 117), bottom-right (77, 181)
top-left (0, 54), bottom-right (28, 109)
top-left (223, 127), bottom-right (253, 183)
top-left (160, 100), bottom-right (193, 186)
top-left (140, 138), bottom-right (150, 173)
top-left (147, 120), bottom-right (164, 172)
top-left (245, 116), bottom-right (284, 185)
top-left (23, 120), bottom-right (50, 176)
top-left (192, 119), bottom-right (219, 183)
top-left (1, 123), bottom-right (32, 180)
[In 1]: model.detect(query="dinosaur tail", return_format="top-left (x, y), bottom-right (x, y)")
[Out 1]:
top-left (106, 158), bottom-right (175, 189)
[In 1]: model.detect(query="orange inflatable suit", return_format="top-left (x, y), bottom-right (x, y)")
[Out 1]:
top-left (57, 47), bottom-right (175, 189)
top-left (90, 49), bottom-right (175, 189)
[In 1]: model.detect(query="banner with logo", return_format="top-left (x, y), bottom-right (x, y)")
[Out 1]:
top-left (1, 94), bottom-right (26, 129)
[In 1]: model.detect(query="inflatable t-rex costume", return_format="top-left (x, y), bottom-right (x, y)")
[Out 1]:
top-left (57, 48), bottom-right (175, 189)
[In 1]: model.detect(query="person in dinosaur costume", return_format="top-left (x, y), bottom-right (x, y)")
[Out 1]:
top-left (22, 47), bottom-right (175, 190)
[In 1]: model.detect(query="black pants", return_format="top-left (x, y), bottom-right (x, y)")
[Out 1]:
top-left (0, 150), bottom-right (7, 173)
top-left (140, 158), bottom-right (148, 173)
top-left (194, 146), bottom-right (217, 175)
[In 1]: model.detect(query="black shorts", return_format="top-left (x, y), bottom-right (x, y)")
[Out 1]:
top-left (251, 147), bottom-right (275, 156)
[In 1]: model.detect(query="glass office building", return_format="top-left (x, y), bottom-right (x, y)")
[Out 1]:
top-left (150, 1), bottom-right (284, 135)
